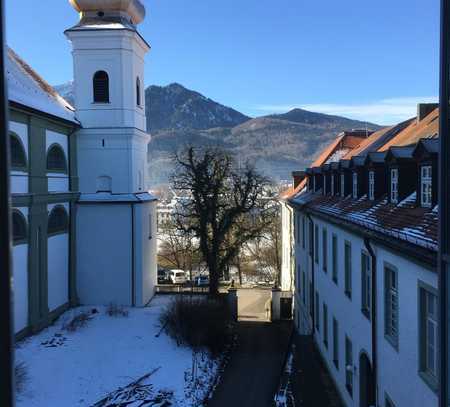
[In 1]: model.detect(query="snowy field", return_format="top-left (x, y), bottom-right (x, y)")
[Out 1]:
top-left (15, 295), bottom-right (219, 407)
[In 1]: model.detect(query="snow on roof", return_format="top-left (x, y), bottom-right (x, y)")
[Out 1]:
top-left (7, 48), bottom-right (78, 124)
top-left (290, 190), bottom-right (437, 251)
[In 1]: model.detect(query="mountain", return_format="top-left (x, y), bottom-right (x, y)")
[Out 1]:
top-left (53, 81), bottom-right (381, 184)
top-left (146, 83), bottom-right (250, 131)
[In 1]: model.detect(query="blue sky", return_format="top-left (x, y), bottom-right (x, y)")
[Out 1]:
top-left (6, 0), bottom-right (439, 124)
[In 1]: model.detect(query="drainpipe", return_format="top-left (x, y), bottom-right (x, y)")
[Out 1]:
top-left (364, 237), bottom-right (377, 406)
top-left (306, 213), bottom-right (315, 337)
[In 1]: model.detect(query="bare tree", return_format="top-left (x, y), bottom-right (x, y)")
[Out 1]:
top-left (245, 201), bottom-right (282, 285)
top-left (158, 220), bottom-right (201, 281)
top-left (171, 147), bottom-right (271, 295)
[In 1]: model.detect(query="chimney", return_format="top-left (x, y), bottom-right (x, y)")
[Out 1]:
top-left (292, 171), bottom-right (306, 189)
top-left (417, 103), bottom-right (438, 123)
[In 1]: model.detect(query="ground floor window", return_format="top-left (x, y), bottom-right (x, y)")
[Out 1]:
top-left (323, 303), bottom-right (328, 348)
top-left (345, 336), bottom-right (353, 397)
top-left (333, 317), bottom-right (339, 369)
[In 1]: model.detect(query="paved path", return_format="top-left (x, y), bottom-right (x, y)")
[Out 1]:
top-left (209, 320), bottom-right (292, 407)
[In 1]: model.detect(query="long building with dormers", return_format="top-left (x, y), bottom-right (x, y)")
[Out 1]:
top-left (9, 0), bottom-right (157, 339)
top-left (281, 103), bottom-right (439, 407)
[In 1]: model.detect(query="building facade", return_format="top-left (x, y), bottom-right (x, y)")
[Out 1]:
top-left (9, 0), bottom-right (157, 338)
top-left (283, 105), bottom-right (439, 407)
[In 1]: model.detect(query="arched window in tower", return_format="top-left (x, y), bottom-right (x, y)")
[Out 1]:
top-left (136, 77), bottom-right (141, 106)
top-left (12, 210), bottom-right (28, 244)
top-left (93, 70), bottom-right (110, 103)
top-left (47, 144), bottom-right (67, 173)
top-left (48, 205), bottom-right (69, 235)
top-left (10, 132), bottom-right (27, 170)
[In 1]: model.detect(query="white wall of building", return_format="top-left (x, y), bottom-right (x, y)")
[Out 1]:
top-left (292, 207), bottom-right (438, 407)
top-left (133, 201), bottom-right (157, 306)
top-left (47, 202), bottom-right (70, 312)
top-left (375, 246), bottom-right (438, 407)
top-left (13, 206), bottom-right (28, 333)
top-left (10, 121), bottom-right (29, 194)
top-left (280, 201), bottom-right (294, 291)
top-left (76, 203), bottom-right (133, 306)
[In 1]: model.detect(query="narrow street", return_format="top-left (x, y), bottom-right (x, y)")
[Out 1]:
top-left (209, 289), bottom-right (292, 407)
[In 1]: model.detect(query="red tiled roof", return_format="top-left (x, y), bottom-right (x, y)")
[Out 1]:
top-left (379, 108), bottom-right (439, 151)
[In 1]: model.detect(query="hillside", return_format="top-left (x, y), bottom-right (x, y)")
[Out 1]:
top-left (53, 81), bottom-right (381, 184)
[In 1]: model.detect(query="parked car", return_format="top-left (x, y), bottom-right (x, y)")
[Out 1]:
top-left (194, 275), bottom-right (209, 287)
top-left (169, 269), bottom-right (187, 285)
top-left (157, 268), bottom-right (168, 284)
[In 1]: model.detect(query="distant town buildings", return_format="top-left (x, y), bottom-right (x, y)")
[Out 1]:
top-left (281, 104), bottom-right (439, 407)
top-left (9, 0), bottom-right (157, 338)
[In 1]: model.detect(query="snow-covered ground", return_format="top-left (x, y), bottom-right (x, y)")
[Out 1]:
top-left (15, 296), bottom-right (219, 407)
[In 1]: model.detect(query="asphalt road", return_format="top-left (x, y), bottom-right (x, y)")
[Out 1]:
top-left (209, 289), bottom-right (292, 407)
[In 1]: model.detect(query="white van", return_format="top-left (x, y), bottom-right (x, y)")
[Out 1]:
top-left (169, 269), bottom-right (187, 284)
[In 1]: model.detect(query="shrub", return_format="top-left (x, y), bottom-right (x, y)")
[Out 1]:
top-left (63, 311), bottom-right (92, 332)
top-left (15, 362), bottom-right (28, 394)
top-left (106, 303), bottom-right (129, 318)
top-left (159, 295), bottom-right (232, 356)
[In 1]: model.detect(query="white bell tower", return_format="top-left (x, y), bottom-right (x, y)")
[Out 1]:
top-left (66, 0), bottom-right (157, 307)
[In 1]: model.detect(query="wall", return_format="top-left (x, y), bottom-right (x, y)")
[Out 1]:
top-left (280, 201), bottom-right (293, 291)
top-left (47, 203), bottom-right (70, 312)
top-left (375, 246), bottom-right (438, 407)
top-left (76, 203), bottom-right (132, 305)
top-left (133, 200), bottom-right (157, 306)
top-left (292, 206), bottom-right (438, 407)
top-left (13, 206), bottom-right (29, 333)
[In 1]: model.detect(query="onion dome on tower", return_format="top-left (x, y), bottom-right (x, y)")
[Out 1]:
top-left (68, 0), bottom-right (146, 26)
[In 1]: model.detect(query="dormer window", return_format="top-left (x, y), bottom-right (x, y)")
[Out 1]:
top-left (391, 168), bottom-right (399, 203)
top-left (368, 171), bottom-right (375, 201)
top-left (93, 70), bottom-right (110, 103)
top-left (421, 166), bottom-right (432, 207)
top-left (352, 172), bottom-right (358, 199)
top-left (341, 173), bottom-right (345, 197)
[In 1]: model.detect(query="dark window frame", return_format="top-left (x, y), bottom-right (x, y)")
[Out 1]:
top-left (136, 77), bottom-right (141, 106)
top-left (344, 240), bottom-right (352, 299)
top-left (46, 144), bottom-right (67, 173)
top-left (361, 250), bottom-right (371, 320)
top-left (332, 233), bottom-right (338, 284)
top-left (12, 209), bottom-right (28, 245)
top-left (47, 205), bottom-right (69, 236)
top-left (10, 132), bottom-right (27, 171)
top-left (93, 70), bottom-right (110, 103)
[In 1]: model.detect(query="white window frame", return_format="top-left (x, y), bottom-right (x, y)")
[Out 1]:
top-left (384, 264), bottom-right (399, 348)
top-left (421, 165), bottom-right (432, 208)
top-left (368, 170), bottom-right (375, 200)
top-left (361, 251), bottom-right (371, 318)
top-left (340, 173), bottom-right (345, 197)
top-left (352, 172), bottom-right (358, 199)
top-left (331, 174), bottom-right (335, 195)
top-left (390, 168), bottom-right (399, 203)
top-left (419, 282), bottom-right (438, 390)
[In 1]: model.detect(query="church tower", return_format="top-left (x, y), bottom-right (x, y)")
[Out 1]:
top-left (66, 0), bottom-right (157, 306)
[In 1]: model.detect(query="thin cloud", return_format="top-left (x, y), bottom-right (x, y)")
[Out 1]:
top-left (254, 96), bottom-right (438, 125)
